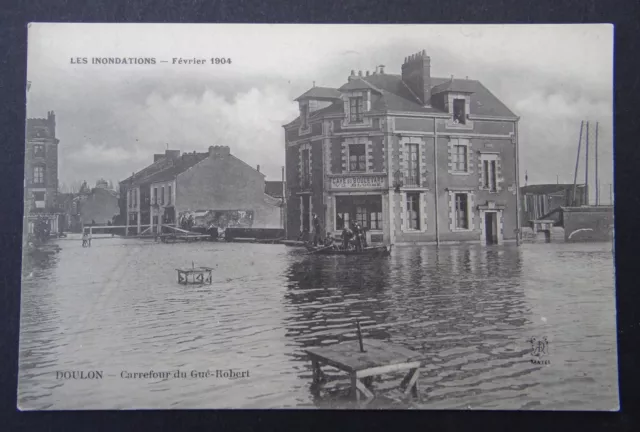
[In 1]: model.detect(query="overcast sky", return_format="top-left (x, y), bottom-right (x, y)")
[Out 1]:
top-left (27, 24), bottom-right (613, 201)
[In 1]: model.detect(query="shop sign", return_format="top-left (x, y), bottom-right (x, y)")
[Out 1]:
top-left (330, 175), bottom-right (387, 189)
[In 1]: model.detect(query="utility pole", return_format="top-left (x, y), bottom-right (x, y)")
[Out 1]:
top-left (585, 121), bottom-right (589, 206)
top-left (595, 122), bottom-right (599, 205)
top-left (572, 121), bottom-right (584, 206)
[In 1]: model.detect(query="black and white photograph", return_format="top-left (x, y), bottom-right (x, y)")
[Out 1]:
top-left (19, 23), bottom-right (616, 410)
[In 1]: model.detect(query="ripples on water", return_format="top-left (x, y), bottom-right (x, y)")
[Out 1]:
top-left (18, 236), bottom-right (618, 410)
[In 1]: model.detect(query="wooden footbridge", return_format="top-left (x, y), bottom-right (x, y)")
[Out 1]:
top-left (81, 223), bottom-right (210, 242)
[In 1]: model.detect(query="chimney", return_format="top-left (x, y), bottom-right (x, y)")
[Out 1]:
top-left (378, 65), bottom-right (385, 74)
top-left (348, 70), bottom-right (356, 82)
top-left (153, 154), bottom-right (164, 162)
top-left (358, 70), bottom-right (363, 77)
top-left (165, 149), bottom-right (181, 160)
top-left (257, 164), bottom-right (260, 172)
top-left (47, 110), bottom-right (56, 136)
top-left (209, 145), bottom-right (231, 159)
top-left (401, 50), bottom-right (431, 106)
top-left (366, 70), bottom-right (370, 77)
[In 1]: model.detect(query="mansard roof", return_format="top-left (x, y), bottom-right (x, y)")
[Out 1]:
top-left (285, 71), bottom-right (517, 128)
top-left (294, 86), bottom-right (342, 101)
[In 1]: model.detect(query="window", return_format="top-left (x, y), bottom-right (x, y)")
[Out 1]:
top-left (370, 211), bottom-right (382, 230)
top-left (349, 97), bottom-right (364, 123)
top-left (168, 186), bottom-right (172, 205)
top-left (33, 166), bottom-right (44, 184)
top-left (33, 191), bottom-right (45, 201)
top-left (301, 104), bottom-right (309, 129)
top-left (406, 193), bottom-right (420, 230)
top-left (406, 144), bottom-right (420, 186)
top-left (161, 187), bottom-right (165, 205)
top-left (153, 187), bottom-right (158, 205)
top-left (301, 148), bottom-right (311, 187)
top-left (452, 145), bottom-right (468, 172)
top-left (355, 206), bottom-right (368, 228)
top-left (453, 99), bottom-right (466, 124)
top-left (33, 144), bottom-right (45, 157)
top-left (349, 144), bottom-right (366, 172)
top-left (134, 189), bottom-right (137, 207)
top-left (336, 212), bottom-right (350, 230)
top-left (335, 196), bottom-right (382, 231)
top-left (482, 160), bottom-right (497, 192)
top-left (455, 193), bottom-right (469, 229)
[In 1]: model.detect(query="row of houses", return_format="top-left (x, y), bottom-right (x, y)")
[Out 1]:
top-left (118, 146), bottom-right (285, 235)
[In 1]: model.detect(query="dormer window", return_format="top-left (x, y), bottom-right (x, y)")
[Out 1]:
top-left (453, 99), bottom-right (466, 124)
top-left (349, 97), bottom-right (364, 123)
top-left (300, 104), bottom-right (309, 129)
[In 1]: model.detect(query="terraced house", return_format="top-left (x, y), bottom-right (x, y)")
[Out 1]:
top-left (283, 50), bottom-right (521, 246)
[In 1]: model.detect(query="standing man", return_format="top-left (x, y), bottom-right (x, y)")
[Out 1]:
top-left (312, 213), bottom-right (322, 246)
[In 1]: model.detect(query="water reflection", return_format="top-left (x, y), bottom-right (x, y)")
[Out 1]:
top-left (19, 239), bottom-right (618, 410)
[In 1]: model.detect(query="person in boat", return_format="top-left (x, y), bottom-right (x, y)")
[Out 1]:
top-left (352, 222), bottom-right (363, 252)
top-left (312, 213), bottom-right (322, 246)
top-left (341, 225), bottom-right (353, 250)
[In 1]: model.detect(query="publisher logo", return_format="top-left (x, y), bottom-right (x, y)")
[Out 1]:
top-left (528, 337), bottom-right (550, 365)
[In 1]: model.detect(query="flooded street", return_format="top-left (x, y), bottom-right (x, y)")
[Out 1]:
top-left (18, 237), bottom-right (618, 410)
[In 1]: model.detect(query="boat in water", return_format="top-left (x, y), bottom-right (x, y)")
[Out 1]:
top-left (304, 244), bottom-right (392, 256)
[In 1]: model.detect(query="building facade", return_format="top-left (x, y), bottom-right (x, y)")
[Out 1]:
top-left (520, 183), bottom-right (587, 226)
top-left (121, 146), bottom-right (283, 235)
top-left (24, 111), bottom-right (61, 236)
top-left (283, 50), bottom-right (520, 245)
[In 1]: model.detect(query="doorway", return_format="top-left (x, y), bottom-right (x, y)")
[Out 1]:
top-left (301, 195), bottom-right (310, 232)
top-left (484, 212), bottom-right (498, 245)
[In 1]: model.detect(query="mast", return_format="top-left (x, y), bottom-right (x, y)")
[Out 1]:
top-left (433, 117), bottom-right (439, 246)
top-left (585, 121), bottom-right (589, 205)
top-left (572, 121), bottom-right (584, 206)
top-left (595, 122), bottom-right (599, 205)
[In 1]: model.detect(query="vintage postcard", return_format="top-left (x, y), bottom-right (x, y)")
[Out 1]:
top-left (19, 23), bottom-right (616, 410)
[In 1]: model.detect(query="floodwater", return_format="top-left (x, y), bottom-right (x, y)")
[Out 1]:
top-left (18, 236), bottom-right (619, 410)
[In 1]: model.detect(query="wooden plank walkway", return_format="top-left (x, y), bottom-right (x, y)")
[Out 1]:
top-left (305, 339), bottom-right (422, 404)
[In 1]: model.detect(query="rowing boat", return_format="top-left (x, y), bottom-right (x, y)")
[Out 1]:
top-left (305, 244), bottom-right (393, 256)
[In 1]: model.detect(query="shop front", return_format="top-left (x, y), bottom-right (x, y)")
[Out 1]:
top-left (326, 174), bottom-right (389, 245)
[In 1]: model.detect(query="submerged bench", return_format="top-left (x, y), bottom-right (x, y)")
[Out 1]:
top-left (305, 339), bottom-right (423, 403)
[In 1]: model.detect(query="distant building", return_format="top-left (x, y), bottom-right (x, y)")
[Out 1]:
top-left (121, 146), bottom-right (283, 234)
top-left (520, 183), bottom-right (587, 225)
top-left (77, 181), bottom-right (119, 227)
top-left (24, 111), bottom-right (61, 236)
top-left (283, 50), bottom-right (520, 245)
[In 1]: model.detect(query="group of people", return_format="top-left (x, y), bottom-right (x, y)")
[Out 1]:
top-left (305, 213), bottom-right (368, 251)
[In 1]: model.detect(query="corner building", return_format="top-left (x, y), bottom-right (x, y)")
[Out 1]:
top-left (283, 50), bottom-right (520, 246)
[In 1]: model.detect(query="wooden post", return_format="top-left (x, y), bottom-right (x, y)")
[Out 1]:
top-left (595, 122), bottom-right (599, 206)
top-left (585, 121), bottom-right (589, 206)
top-left (572, 121), bottom-right (584, 206)
top-left (356, 319), bottom-right (365, 353)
